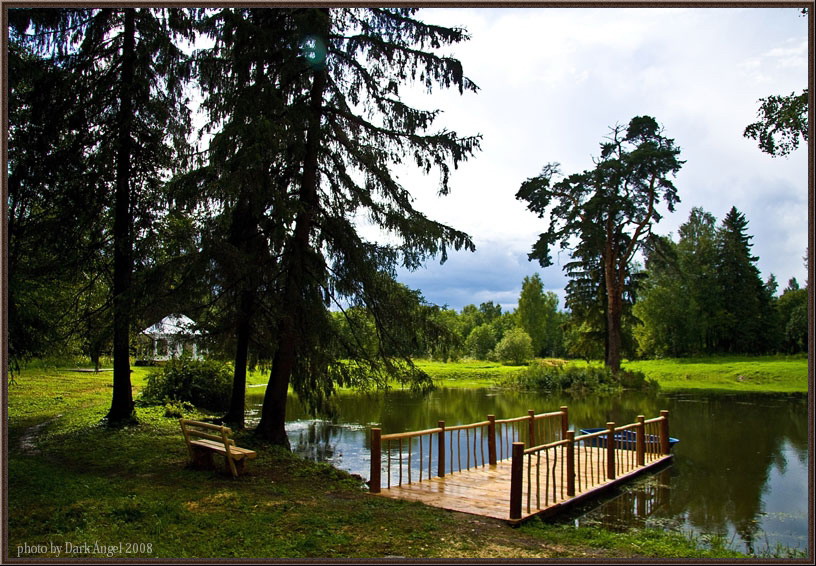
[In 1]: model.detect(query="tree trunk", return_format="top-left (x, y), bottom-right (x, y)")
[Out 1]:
top-left (256, 15), bottom-right (328, 445)
top-left (605, 290), bottom-right (623, 372)
top-left (224, 290), bottom-right (253, 428)
top-left (108, 9), bottom-right (136, 424)
top-left (603, 249), bottom-right (623, 373)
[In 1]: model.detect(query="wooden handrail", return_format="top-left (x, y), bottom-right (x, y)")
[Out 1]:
top-left (574, 429), bottom-right (607, 442)
top-left (381, 427), bottom-right (443, 441)
top-left (446, 420), bottom-right (491, 432)
top-left (534, 410), bottom-right (565, 420)
top-left (495, 415), bottom-right (531, 425)
top-left (523, 438), bottom-right (569, 455)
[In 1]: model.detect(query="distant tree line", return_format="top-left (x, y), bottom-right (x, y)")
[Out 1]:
top-left (635, 207), bottom-right (807, 357)
top-left (363, 208), bottom-right (807, 363)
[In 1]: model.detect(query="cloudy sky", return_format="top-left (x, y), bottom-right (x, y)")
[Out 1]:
top-left (382, 6), bottom-right (809, 312)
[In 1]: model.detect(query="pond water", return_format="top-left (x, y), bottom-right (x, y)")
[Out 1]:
top-left (245, 387), bottom-right (809, 556)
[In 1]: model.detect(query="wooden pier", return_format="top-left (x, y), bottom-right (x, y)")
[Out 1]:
top-left (369, 408), bottom-right (673, 524)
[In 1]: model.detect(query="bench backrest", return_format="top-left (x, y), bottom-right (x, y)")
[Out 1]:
top-left (179, 419), bottom-right (235, 454)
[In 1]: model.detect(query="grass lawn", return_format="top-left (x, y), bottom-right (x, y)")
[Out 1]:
top-left (414, 355), bottom-right (809, 393)
top-left (622, 355), bottom-right (809, 392)
top-left (413, 359), bottom-right (527, 387)
top-left (5, 363), bottom-right (755, 560)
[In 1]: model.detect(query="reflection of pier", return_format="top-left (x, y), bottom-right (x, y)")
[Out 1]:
top-left (589, 470), bottom-right (672, 527)
top-left (369, 407), bottom-right (673, 524)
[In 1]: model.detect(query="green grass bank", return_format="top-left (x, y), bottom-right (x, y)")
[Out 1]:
top-left (416, 354), bottom-right (809, 393)
top-left (4, 363), bottom-right (780, 559)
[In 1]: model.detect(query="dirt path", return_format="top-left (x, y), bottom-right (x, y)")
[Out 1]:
top-left (17, 416), bottom-right (61, 455)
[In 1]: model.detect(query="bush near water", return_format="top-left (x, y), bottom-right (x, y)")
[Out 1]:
top-left (506, 359), bottom-right (658, 394)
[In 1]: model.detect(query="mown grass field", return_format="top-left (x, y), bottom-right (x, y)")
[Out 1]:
top-left (622, 355), bottom-right (809, 392)
top-left (416, 355), bottom-right (809, 393)
top-left (3, 362), bottom-right (763, 560)
top-left (413, 359), bottom-right (526, 387)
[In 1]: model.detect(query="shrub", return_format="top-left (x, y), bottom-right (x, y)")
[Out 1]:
top-left (618, 368), bottom-right (659, 391)
top-left (140, 358), bottom-right (232, 412)
top-left (507, 361), bottom-right (656, 394)
top-left (494, 328), bottom-right (534, 365)
top-left (465, 324), bottom-right (497, 360)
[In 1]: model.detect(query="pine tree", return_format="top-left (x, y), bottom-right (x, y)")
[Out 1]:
top-left (518, 116), bottom-right (682, 370)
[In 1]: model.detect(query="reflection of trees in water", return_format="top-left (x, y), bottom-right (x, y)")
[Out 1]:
top-left (288, 420), bottom-right (338, 463)
top-left (664, 393), bottom-right (807, 554)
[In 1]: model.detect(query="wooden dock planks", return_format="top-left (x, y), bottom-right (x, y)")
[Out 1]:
top-left (373, 446), bottom-right (672, 523)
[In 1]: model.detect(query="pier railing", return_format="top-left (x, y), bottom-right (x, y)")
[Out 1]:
top-left (369, 408), bottom-right (671, 521)
top-left (509, 410), bottom-right (671, 519)
top-left (369, 407), bottom-right (568, 492)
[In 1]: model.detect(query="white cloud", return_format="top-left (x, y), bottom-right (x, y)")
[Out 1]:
top-left (386, 7), bottom-right (809, 309)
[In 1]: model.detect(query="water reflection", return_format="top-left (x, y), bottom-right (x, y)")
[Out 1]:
top-left (245, 387), bottom-right (808, 555)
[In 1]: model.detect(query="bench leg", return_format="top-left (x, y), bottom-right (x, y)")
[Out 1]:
top-left (232, 458), bottom-right (247, 477)
top-left (225, 456), bottom-right (244, 478)
top-left (189, 446), bottom-right (215, 470)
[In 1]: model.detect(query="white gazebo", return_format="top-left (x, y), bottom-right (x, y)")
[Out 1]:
top-left (138, 314), bottom-right (202, 363)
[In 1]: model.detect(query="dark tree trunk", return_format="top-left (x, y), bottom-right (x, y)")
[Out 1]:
top-left (224, 289), bottom-right (253, 428)
top-left (108, 9), bottom-right (136, 424)
top-left (256, 23), bottom-right (328, 445)
top-left (605, 290), bottom-right (623, 372)
top-left (603, 245), bottom-right (623, 373)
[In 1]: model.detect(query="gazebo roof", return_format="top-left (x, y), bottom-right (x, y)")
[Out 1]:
top-left (141, 314), bottom-right (199, 338)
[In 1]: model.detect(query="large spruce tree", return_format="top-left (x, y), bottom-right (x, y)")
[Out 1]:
top-left (713, 207), bottom-right (775, 353)
top-left (248, 8), bottom-right (480, 445)
top-left (13, 8), bottom-right (194, 422)
top-left (635, 207), bottom-right (719, 356)
top-left (172, 8), bottom-right (308, 428)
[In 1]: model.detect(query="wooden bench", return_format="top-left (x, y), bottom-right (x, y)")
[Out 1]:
top-left (179, 419), bottom-right (257, 478)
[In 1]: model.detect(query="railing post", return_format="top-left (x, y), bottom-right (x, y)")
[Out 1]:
top-left (566, 430), bottom-right (575, 497)
top-left (509, 442), bottom-right (525, 520)
top-left (487, 415), bottom-right (497, 466)
top-left (369, 428), bottom-right (381, 493)
top-left (606, 422), bottom-right (616, 480)
top-left (636, 415), bottom-right (646, 466)
top-left (527, 409), bottom-right (536, 447)
top-left (437, 420), bottom-right (446, 477)
top-left (659, 410), bottom-right (670, 455)
top-left (560, 406), bottom-right (569, 440)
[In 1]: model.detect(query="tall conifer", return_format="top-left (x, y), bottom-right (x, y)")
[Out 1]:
top-left (251, 8), bottom-right (481, 444)
top-left (14, 8), bottom-right (194, 422)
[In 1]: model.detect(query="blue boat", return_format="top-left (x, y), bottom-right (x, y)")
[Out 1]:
top-left (579, 428), bottom-right (679, 449)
